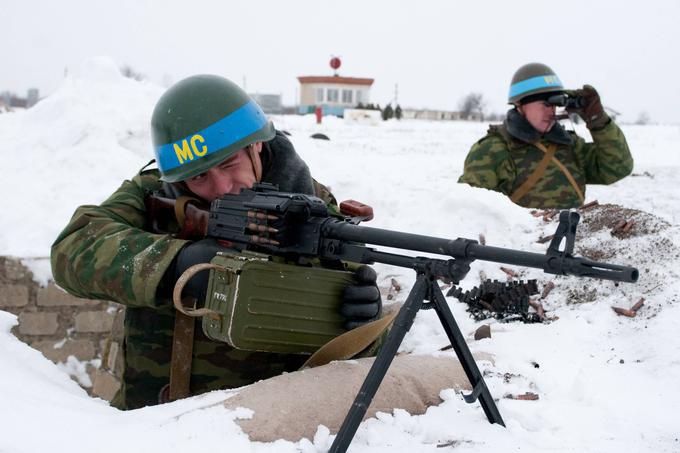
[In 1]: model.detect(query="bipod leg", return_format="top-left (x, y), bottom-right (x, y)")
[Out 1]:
top-left (328, 274), bottom-right (429, 453)
top-left (429, 279), bottom-right (505, 426)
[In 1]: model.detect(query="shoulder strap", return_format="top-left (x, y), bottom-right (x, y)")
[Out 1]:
top-left (545, 152), bottom-right (585, 205)
top-left (510, 143), bottom-right (557, 204)
top-left (510, 142), bottom-right (585, 205)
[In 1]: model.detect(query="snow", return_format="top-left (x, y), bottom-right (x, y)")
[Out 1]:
top-left (1, 57), bottom-right (679, 452)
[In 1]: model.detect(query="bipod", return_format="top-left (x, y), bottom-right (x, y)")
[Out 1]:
top-left (329, 269), bottom-right (505, 453)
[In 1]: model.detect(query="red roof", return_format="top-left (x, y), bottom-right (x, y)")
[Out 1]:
top-left (297, 76), bottom-right (374, 86)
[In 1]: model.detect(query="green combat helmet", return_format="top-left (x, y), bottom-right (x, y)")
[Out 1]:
top-left (508, 63), bottom-right (564, 104)
top-left (152, 75), bottom-right (275, 182)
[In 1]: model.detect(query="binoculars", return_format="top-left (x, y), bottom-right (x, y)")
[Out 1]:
top-left (547, 93), bottom-right (587, 110)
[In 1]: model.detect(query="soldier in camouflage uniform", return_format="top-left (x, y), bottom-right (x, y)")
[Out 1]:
top-left (51, 75), bottom-right (382, 409)
top-left (458, 63), bottom-right (633, 209)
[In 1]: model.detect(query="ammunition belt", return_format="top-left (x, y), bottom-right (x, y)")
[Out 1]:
top-left (447, 279), bottom-right (541, 323)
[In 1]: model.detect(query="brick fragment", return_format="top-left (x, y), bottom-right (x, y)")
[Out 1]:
top-left (75, 311), bottom-right (115, 333)
top-left (0, 284), bottom-right (30, 308)
top-left (18, 312), bottom-right (59, 335)
top-left (37, 282), bottom-right (92, 307)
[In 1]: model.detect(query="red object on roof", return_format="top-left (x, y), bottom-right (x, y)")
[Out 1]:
top-left (330, 57), bottom-right (342, 70)
top-left (297, 76), bottom-right (374, 86)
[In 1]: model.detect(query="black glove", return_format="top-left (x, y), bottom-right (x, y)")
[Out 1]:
top-left (340, 265), bottom-right (382, 330)
top-left (568, 84), bottom-right (610, 130)
top-left (164, 238), bottom-right (226, 304)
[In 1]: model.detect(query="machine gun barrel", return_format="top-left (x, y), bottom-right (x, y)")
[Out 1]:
top-left (322, 220), bottom-right (638, 283)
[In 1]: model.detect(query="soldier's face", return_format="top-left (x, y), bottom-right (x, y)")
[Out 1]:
top-left (184, 143), bottom-right (262, 202)
top-left (520, 100), bottom-right (556, 134)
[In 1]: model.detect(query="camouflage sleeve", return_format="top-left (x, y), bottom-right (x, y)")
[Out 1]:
top-left (50, 170), bottom-right (188, 308)
top-left (457, 136), bottom-right (516, 195)
top-left (574, 120), bottom-right (634, 185)
top-left (312, 178), bottom-right (339, 207)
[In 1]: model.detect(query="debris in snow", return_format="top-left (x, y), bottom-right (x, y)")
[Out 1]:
top-left (504, 392), bottom-right (539, 401)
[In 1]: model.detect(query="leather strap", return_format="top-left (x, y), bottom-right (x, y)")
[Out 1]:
top-left (510, 143), bottom-right (557, 204)
top-left (174, 196), bottom-right (201, 229)
top-left (168, 310), bottom-right (195, 401)
top-left (301, 309), bottom-right (399, 369)
top-left (167, 262), bottom-right (223, 402)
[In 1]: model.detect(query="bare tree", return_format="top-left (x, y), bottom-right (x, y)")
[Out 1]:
top-left (635, 111), bottom-right (651, 125)
top-left (458, 92), bottom-right (486, 121)
top-left (121, 65), bottom-right (145, 81)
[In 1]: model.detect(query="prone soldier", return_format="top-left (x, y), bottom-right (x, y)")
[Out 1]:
top-left (50, 75), bottom-right (383, 409)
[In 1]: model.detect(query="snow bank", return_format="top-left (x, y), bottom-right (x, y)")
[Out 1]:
top-left (1, 56), bottom-right (679, 453)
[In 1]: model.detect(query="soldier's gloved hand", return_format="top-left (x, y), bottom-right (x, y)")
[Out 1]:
top-left (167, 238), bottom-right (226, 304)
top-left (568, 84), bottom-right (610, 130)
top-left (340, 265), bottom-right (382, 330)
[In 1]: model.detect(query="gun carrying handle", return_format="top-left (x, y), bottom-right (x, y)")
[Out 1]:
top-left (172, 263), bottom-right (223, 317)
top-left (339, 199), bottom-right (374, 221)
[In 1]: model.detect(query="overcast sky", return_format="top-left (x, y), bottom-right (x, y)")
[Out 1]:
top-left (3, 0), bottom-right (679, 123)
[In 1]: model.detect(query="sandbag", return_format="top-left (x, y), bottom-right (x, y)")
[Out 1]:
top-left (224, 354), bottom-right (485, 442)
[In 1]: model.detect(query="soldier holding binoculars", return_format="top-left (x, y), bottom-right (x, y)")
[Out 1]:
top-left (458, 63), bottom-right (633, 209)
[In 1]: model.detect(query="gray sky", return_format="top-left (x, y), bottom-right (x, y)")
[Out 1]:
top-left (3, 0), bottom-right (679, 123)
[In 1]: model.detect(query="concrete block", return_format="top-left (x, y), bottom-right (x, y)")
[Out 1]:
top-left (109, 306), bottom-right (126, 338)
top-left (0, 257), bottom-right (30, 281)
top-left (75, 311), bottom-right (115, 333)
top-left (106, 341), bottom-right (119, 371)
top-left (92, 370), bottom-right (120, 402)
top-left (37, 282), bottom-right (92, 307)
top-left (0, 284), bottom-right (29, 308)
top-left (33, 339), bottom-right (96, 363)
top-left (18, 312), bottom-right (59, 335)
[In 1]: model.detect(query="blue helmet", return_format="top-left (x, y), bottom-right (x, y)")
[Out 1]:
top-left (508, 63), bottom-right (564, 104)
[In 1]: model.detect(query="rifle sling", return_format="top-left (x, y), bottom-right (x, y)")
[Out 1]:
top-left (301, 309), bottom-right (399, 369)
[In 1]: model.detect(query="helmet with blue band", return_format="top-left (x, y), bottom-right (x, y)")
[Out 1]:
top-left (151, 75), bottom-right (275, 183)
top-left (508, 63), bottom-right (564, 104)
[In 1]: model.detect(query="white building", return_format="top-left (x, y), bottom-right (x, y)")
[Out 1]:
top-left (297, 76), bottom-right (374, 116)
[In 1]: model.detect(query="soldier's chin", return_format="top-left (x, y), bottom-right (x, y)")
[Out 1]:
top-left (542, 121), bottom-right (555, 133)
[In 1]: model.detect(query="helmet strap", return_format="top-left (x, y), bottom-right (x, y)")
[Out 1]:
top-left (247, 143), bottom-right (263, 182)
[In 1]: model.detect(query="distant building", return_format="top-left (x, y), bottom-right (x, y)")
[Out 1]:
top-left (0, 88), bottom-right (40, 111)
top-left (297, 76), bottom-right (374, 117)
top-left (401, 108), bottom-right (467, 121)
top-left (249, 93), bottom-right (282, 114)
top-left (27, 88), bottom-right (40, 108)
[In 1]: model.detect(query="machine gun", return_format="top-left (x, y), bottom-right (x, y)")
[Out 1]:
top-left (147, 183), bottom-right (638, 453)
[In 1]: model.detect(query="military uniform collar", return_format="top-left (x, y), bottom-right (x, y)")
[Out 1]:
top-left (504, 108), bottom-right (572, 146)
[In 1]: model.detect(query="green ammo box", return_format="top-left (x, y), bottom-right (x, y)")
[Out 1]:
top-left (203, 252), bottom-right (356, 355)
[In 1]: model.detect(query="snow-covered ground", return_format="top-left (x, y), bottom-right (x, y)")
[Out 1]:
top-left (1, 57), bottom-right (679, 453)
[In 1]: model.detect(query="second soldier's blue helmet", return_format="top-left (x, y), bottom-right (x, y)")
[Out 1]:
top-left (508, 63), bottom-right (564, 104)
top-left (151, 75), bottom-right (275, 183)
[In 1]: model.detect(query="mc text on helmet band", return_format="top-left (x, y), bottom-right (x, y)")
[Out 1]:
top-left (155, 100), bottom-right (267, 173)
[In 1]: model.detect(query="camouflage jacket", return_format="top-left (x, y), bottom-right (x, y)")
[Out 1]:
top-left (51, 132), bottom-right (338, 409)
top-left (457, 109), bottom-right (633, 209)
